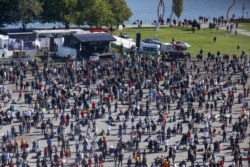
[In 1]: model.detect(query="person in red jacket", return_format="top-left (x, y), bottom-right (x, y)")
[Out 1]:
top-left (65, 150), bottom-right (71, 163)
top-left (88, 157), bottom-right (92, 167)
top-left (8, 160), bottom-right (14, 167)
top-left (81, 109), bottom-right (85, 119)
top-left (18, 89), bottom-right (22, 101)
top-left (92, 101), bottom-right (96, 110)
top-left (53, 108), bottom-right (59, 120)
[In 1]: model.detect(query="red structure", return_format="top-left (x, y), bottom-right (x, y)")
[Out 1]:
top-left (157, 0), bottom-right (165, 24)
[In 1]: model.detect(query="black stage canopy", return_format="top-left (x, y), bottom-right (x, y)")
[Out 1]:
top-left (73, 33), bottom-right (116, 43)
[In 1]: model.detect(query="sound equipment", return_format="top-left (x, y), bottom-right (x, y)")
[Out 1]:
top-left (136, 33), bottom-right (141, 48)
top-left (49, 37), bottom-right (54, 51)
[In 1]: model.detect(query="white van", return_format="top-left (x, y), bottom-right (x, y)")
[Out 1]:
top-left (140, 42), bottom-right (160, 55)
top-left (160, 43), bottom-right (175, 53)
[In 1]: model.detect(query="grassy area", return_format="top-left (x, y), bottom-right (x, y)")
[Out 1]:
top-left (238, 22), bottom-right (250, 31)
top-left (116, 26), bottom-right (250, 57)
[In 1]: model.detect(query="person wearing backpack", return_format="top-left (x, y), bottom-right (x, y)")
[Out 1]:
top-left (94, 153), bottom-right (99, 167)
top-left (247, 151), bottom-right (250, 167)
top-left (127, 155), bottom-right (132, 167)
top-left (1, 153), bottom-right (7, 166)
top-left (0, 116), bottom-right (2, 129)
top-left (172, 150), bottom-right (176, 166)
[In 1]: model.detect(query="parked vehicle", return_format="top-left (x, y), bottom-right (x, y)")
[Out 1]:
top-left (139, 42), bottom-right (160, 56)
top-left (119, 33), bottom-right (133, 41)
top-left (142, 38), bottom-right (161, 45)
top-left (175, 41), bottom-right (191, 50)
top-left (160, 43), bottom-right (175, 53)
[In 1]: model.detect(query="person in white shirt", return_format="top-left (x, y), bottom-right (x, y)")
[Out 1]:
top-left (189, 138), bottom-right (194, 146)
top-left (94, 127), bottom-right (98, 138)
top-left (172, 144), bottom-right (177, 151)
top-left (27, 110), bottom-right (31, 119)
top-left (9, 67), bottom-right (13, 72)
top-left (164, 139), bottom-right (169, 152)
top-left (204, 119), bottom-right (209, 129)
top-left (5, 151), bottom-right (10, 164)
top-left (3, 96), bottom-right (9, 107)
top-left (53, 67), bottom-right (57, 74)
top-left (80, 151), bottom-right (84, 161)
top-left (107, 124), bottom-right (111, 135)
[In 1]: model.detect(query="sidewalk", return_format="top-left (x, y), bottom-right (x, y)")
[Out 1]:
top-left (219, 26), bottom-right (250, 36)
top-left (124, 23), bottom-right (250, 36)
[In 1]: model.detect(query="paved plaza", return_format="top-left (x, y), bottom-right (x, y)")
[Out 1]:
top-left (0, 54), bottom-right (249, 167)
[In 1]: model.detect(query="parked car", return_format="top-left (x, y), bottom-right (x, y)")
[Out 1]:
top-left (175, 41), bottom-right (191, 50)
top-left (142, 38), bottom-right (161, 45)
top-left (161, 43), bottom-right (175, 53)
top-left (119, 33), bottom-right (133, 41)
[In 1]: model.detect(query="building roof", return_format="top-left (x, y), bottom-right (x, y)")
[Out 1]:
top-left (73, 33), bottom-right (116, 43)
top-left (33, 29), bottom-right (85, 34)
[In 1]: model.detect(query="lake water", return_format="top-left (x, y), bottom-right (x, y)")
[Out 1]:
top-left (5, 0), bottom-right (250, 28)
top-left (125, 0), bottom-right (250, 24)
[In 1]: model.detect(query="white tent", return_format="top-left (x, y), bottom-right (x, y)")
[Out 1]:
top-left (112, 36), bottom-right (135, 49)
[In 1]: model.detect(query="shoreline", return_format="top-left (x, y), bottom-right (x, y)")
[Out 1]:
top-left (1, 17), bottom-right (250, 32)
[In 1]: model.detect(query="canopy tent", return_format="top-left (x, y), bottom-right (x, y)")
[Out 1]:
top-left (73, 33), bottom-right (116, 43)
top-left (112, 36), bottom-right (135, 49)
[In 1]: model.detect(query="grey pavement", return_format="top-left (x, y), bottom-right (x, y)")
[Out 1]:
top-left (124, 22), bottom-right (250, 37)
top-left (219, 26), bottom-right (250, 37)
top-left (0, 58), bottom-right (249, 167)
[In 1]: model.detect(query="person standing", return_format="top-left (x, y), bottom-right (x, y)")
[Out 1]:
top-left (0, 116), bottom-right (2, 129)
top-left (247, 151), bottom-right (250, 167)
top-left (118, 153), bottom-right (123, 167)
top-left (213, 36), bottom-right (217, 43)
top-left (222, 130), bottom-right (227, 142)
top-left (3, 95), bottom-right (9, 107)
top-left (239, 155), bottom-right (243, 167)
top-left (127, 155), bottom-right (132, 167)
top-left (18, 89), bottom-right (22, 101)
top-left (234, 152), bottom-right (239, 167)
top-left (172, 150), bottom-right (176, 166)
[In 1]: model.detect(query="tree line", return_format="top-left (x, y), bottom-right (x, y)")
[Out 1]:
top-left (0, 0), bottom-right (132, 30)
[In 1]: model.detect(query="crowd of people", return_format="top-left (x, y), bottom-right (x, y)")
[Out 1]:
top-left (0, 51), bottom-right (249, 167)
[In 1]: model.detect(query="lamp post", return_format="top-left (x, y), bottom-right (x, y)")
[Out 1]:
top-left (242, 4), bottom-right (245, 19)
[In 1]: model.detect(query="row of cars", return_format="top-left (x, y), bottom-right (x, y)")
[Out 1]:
top-left (119, 33), bottom-right (191, 60)
top-left (141, 38), bottom-right (190, 51)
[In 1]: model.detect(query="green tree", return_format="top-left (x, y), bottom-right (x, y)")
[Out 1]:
top-left (60, 0), bottom-right (79, 28)
top-left (73, 0), bottom-right (87, 26)
top-left (108, 0), bottom-right (132, 26)
top-left (83, 0), bottom-right (114, 27)
top-left (0, 0), bottom-right (19, 27)
top-left (173, 0), bottom-right (183, 22)
top-left (39, 0), bottom-right (78, 28)
top-left (17, 0), bottom-right (43, 30)
top-left (39, 0), bottom-right (63, 24)
top-left (39, 0), bottom-right (132, 28)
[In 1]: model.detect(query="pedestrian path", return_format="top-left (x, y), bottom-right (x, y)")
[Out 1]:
top-left (219, 26), bottom-right (250, 37)
top-left (124, 23), bottom-right (250, 37)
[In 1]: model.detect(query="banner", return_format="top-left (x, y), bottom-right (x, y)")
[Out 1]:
top-left (8, 33), bottom-right (36, 50)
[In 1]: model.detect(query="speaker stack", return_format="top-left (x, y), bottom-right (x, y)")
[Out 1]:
top-left (136, 33), bottom-right (141, 48)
